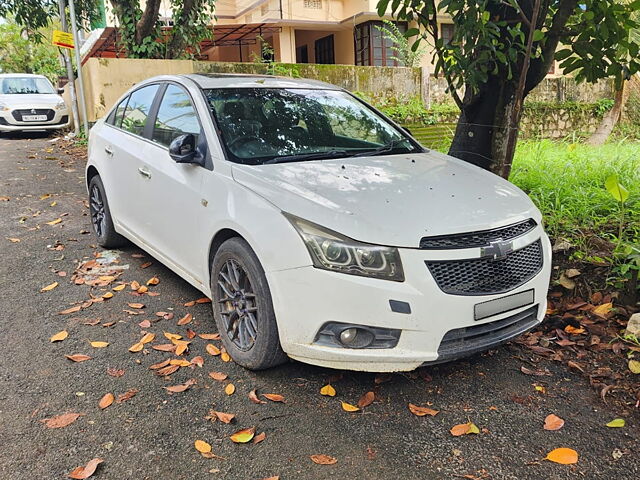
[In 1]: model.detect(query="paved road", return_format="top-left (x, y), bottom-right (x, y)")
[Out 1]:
top-left (0, 133), bottom-right (637, 480)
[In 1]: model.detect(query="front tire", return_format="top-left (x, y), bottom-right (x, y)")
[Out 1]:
top-left (88, 175), bottom-right (127, 248)
top-left (210, 238), bottom-right (287, 370)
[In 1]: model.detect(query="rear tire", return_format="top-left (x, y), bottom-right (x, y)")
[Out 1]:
top-left (88, 175), bottom-right (127, 248)
top-left (210, 237), bottom-right (287, 370)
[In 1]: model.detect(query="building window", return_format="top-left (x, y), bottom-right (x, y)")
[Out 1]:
top-left (296, 45), bottom-right (309, 63)
top-left (355, 21), bottom-right (407, 67)
top-left (315, 34), bottom-right (335, 64)
top-left (304, 0), bottom-right (322, 8)
top-left (440, 23), bottom-right (454, 45)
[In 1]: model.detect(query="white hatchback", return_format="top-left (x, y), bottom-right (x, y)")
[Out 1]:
top-left (86, 74), bottom-right (552, 372)
top-left (0, 74), bottom-right (70, 133)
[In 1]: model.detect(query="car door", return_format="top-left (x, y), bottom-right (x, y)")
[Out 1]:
top-left (134, 82), bottom-right (208, 284)
top-left (97, 84), bottom-right (160, 234)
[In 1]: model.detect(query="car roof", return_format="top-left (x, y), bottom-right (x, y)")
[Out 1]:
top-left (0, 73), bottom-right (48, 79)
top-left (181, 73), bottom-right (342, 91)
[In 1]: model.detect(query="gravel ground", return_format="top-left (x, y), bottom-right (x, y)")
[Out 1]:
top-left (0, 132), bottom-right (638, 480)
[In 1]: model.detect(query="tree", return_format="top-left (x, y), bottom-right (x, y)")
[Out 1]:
top-left (0, 1), bottom-right (100, 38)
top-left (0, 20), bottom-right (65, 81)
top-left (378, 0), bottom-right (640, 178)
top-left (108, 0), bottom-right (216, 59)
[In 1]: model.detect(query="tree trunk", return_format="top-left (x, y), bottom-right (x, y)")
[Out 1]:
top-left (586, 82), bottom-right (626, 146)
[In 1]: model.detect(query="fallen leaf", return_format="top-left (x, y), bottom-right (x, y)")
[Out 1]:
top-left (199, 333), bottom-right (221, 340)
top-left (230, 427), bottom-right (255, 443)
top-left (50, 330), bottom-right (68, 342)
top-left (90, 341), bottom-right (109, 348)
top-left (151, 343), bottom-right (176, 352)
top-left (374, 373), bottom-right (392, 384)
top-left (42, 412), bottom-right (82, 428)
top-left (128, 303), bottom-right (145, 309)
top-left (450, 422), bottom-right (479, 436)
top-left (520, 366), bottom-right (550, 376)
top-left (320, 384), bottom-right (336, 397)
top-left (98, 393), bottom-right (114, 409)
top-left (253, 432), bottom-right (266, 444)
top-left (128, 342), bottom-right (143, 353)
top-left (101, 292), bottom-right (113, 299)
top-left (225, 383), bottom-right (236, 395)
top-left (408, 403), bottom-right (439, 417)
top-left (156, 365), bottom-right (179, 376)
top-left (178, 313), bottom-right (192, 325)
top-left (564, 325), bottom-right (585, 334)
top-left (185, 328), bottom-right (196, 339)
top-left (130, 281), bottom-right (141, 290)
top-left (138, 320), bottom-right (151, 328)
top-left (174, 340), bottom-right (189, 355)
top-left (140, 262), bottom-right (152, 269)
top-left (113, 284), bottom-right (126, 291)
top-left (46, 218), bottom-right (62, 225)
top-left (8, 237), bottom-right (20, 243)
top-left (149, 359), bottom-right (171, 370)
top-left (209, 371), bottom-right (228, 381)
top-left (592, 303), bottom-right (613, 318)
top-left (137, 285), bottom-right (148, 294)
top-left (41, 282), bottom-right (58, 292)
top-left (545, 447), bottom-right (578, 465)
top-left (558, 274), bottom-right (575, 290)
top-left (628, 360), bottom-right (640, 374)
top-left (209, 410), bottom-right (236, 424)
top-left (310, 454), bottom-right (337, 465)
top-left (66, 354), bottom-right (91, 362)
top-left (544, 414), bottom-right (565, 431)
top-left (140, 333), bottom-right (155, 344)
top-left (116, 389), bottom-right (138, 403)
top-left (191, 356), bottom-right (204, 367)
top-left (249, 389), bottom-right (266, 404)
top-left (146, 276), bottom-right (160, 285)
top-left (357, 391), bottom-right (375, 408)
top-left (196, 297), bottom-right (211, 304)
top-left (206, 344), bottom-right (221, 356)
top-left (59, 305), bottom-right (82, 315)
top-left (68, 458), bottom-right (103, 479)
top-left (263, 393), bottom-right (286, 403)
top-left (184, 300), bottom-right (196, 307)
top-left (341, 401), bottom-right (360, 412)
top-left (169, 359), bottom-right (192, 367)
top-left (606, 418), bottom-right (625, 428)
top-left (106, 367), bottom-right (124, 377)
top-left (221, 351), bottom-right (231, 362)
top-left (165, 379), bottom-right (196, 393)
top-left (164, 332), bottom-right (182, 341)
top-left (194, 440), bottom-right (212, 453)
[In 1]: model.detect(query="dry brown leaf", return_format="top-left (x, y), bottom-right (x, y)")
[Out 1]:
top-left (185, 328), bottom-right (196, 339)
top-left (98, 393), bottom-right (114, 409)
top-left (253, 432), bottom-right (266, 444)
top-left (164, 378), bottom-right (196, 393)
top-left (320, 384), bottom-right (336, 397)
top-left (230, 427), bottom-right (255, 443)
top-left (194, 439), bottom-right (212, 453)
top-left (592, 302), bottom-right (613, 318)
top-left (221, 350), bottom-right (231, 362)
top-left (41, 282), bottom-right (58, 292)
top-left (210, 410), bottom-right (235, 424)
top-left (90, 341), bottom-right (109, 348)
top-left (151, 343), bottom-right (176, 352)
top-left (177, 313), bottom-right (192, 325)
top-left (140, 261), bottom-right (152, 269)
top-left (209, 371), bottom-right (228, 381)
top-left (174, 340), bottom-right (189, 355)
top-left (146, 276), bottom-right (160, 286)
top-left (198, 333), bottom-right (221, 340)
top-left (50, 330), bottom-right (68, 342)
top-left (310, 454), bottom-right (337, 465)
top-left (196, 297), bottom-right (211, 304)
top-left (341, 401), bottom-right (360, 412)
top-left (545, 447), bottom-right (578, 464)
top-left (113, 284), bottom-right (126, 291)
top-left (164, 331), bottom-right (182, 341)
top-left (249, 389), bottom-right (266, 404)
top-left (42, 412), bottom-right (82, 428)
top-left (130, 281), bottom-right (141, 290)
top-left (101, 292), bottom-right (113, 299)
top-left (66, 354), bottom-right (91, 362)
top-left (127, 303), bottom-right (145, 309)
top-left (128, 342), bottom-right (143, 353)
top-left (149, 359), bottom-right (171, 370)
top-left (138, 319), bottom-right (151, 328)
top-left (191, 356), bottom-right (204, 367)
top-left (140, 333), bottom-right (155, 344)
top-left (106, 367), bottom-right (124, 377)
top-left (544, 414), bottom-right (565, 431)
top-left (184, 300), bottom-right (196, 307)
top-left (169, 358), bottom-right (191, 367)
top-left (225, 383), bottom-right (236, 395)
top-left (450, 422), bottom-right (480, 436)
top-left (46, 218), bottom-right (62, 225)
top-left (8, 237), bottom-right (20, 243)
top-left (59, 305), bottom-right (82, 315)
top-left (136, 285), bottom-right (148, 294)
top-left (408, 403), bottom-right (439, 417)
top-left (156, 364), bottom-right (180, 376)
top-left (116, 389), bottom-right (138, 403)
top-left (374, 373), bottom-right (392, 385)
top-left (68, 458), bottom-right (103, 479)
top-left (263, 393), bottom-right (286, 403)
top-left (357, 391), bottom-right (375, 408)
top-left (206, 344), bottom-right (221, 356)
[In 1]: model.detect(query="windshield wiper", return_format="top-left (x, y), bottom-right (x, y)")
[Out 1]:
top-left (352, 139), bottom-right (415, 157)
top-left (263, 150), bottom-right (352, 165)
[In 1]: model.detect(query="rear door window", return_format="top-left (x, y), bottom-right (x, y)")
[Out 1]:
top-left (152, 84), bottom-right (201, 147)
top-left (120, 84), bottom-right (159, 137)
top-left (111, 96), bottom-right (129, 128)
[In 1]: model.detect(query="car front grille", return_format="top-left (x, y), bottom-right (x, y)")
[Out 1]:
top-left (425, 240), bottom-right (543, 295)
top-left (11, 109), bottom-right (55, 122)
top-left (420, 218), bottom-right (537, 249)
top-left (435, 305), bottom-right (539, 362)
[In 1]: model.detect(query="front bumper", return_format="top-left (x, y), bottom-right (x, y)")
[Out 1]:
top-left (0, 109), bottom-right (70, 132)
top-left (267, 229), bottom-right (552, 372)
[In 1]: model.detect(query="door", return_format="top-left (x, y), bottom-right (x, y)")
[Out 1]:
top-left (98, 84), bottom-right (160, 233)
top-left (135, 83), bottom-right (207, 283)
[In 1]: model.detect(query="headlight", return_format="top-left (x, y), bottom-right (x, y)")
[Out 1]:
top-left (54, 101), bottom-right (67, 110)
top-left (284, 213), bottom-right (404, 282)
top-left (0, 102), bottom-right (9, 111)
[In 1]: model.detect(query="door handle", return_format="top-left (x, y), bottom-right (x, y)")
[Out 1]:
top-left (138, 167), bottom-right (151, 179)
top-left (104, 146), bottom-right (113, 156)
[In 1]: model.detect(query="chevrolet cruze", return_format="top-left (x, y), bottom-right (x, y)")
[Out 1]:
top-left (86, 74), bottom-right (552, 371)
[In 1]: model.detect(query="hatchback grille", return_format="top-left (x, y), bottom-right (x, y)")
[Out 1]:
top-left (436, 305), bottom-right (539, 361)
top-left (425, 240), bottom-right (543, 295)
top-left (11, 109), bottom-right (55, 121)
top-left (420, 219), bottom-right (537, 249)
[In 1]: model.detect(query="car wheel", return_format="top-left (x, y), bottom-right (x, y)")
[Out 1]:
top-left (210, 237), bottom-right (288, 370)
top-left (88, 175), bottom-right (127, 248)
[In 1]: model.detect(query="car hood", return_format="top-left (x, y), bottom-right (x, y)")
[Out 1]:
top-left (231, 151), bottom-right (540, 248)
top-left (0, 93), bottom-right (63, 107)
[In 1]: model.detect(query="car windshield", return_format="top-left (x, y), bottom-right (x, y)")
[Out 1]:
top-left (204, 88), bottom-right (421, 164)
top-left (1, 77), bottom-right (56, 95)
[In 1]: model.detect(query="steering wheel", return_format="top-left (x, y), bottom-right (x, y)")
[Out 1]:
top-left (227, 135), bottom-right (264, 150)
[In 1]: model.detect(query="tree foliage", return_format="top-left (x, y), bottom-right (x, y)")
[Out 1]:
top-left (109, 0), bottom-right (216, 59)
top-left (374, 19), bottom-right (426, 67)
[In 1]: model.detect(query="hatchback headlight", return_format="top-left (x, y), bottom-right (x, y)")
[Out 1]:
top-left (284, 213), bottom-right (404, 282)
top-left (0, 102), bottom-right (9, 112)
top-left (54, 101), bottom-right (67, 110)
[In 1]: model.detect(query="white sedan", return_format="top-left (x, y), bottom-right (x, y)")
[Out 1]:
top-left (86, 74), bottom-right (552, 371)
top-left (0, 74), bottom-right (70, 133)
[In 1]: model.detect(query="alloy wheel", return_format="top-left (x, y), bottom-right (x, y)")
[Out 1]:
top-left (90, 184), bottom-right (106, 238)
top-left (217, 259), bottom-right (258, 351)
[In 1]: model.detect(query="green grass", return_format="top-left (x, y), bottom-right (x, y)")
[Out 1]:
top-left (509, 139), bottom-right (640, 246)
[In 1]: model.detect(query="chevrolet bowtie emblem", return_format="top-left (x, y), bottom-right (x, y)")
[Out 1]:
top-left (31, 109), bottom-right (36, 114)
top-left (481, 239), bottom-right (513, 261)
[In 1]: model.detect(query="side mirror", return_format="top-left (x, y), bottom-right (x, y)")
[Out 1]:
top-left (169, 133), bottom-right (198, 164)
top-left (57, 88), bottom-right (65, 95)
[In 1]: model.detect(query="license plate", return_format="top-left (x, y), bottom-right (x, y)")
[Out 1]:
top-left (22, 114), bottom-right (48, 121)
top-left (474, 289), bottom-right (534, 321)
